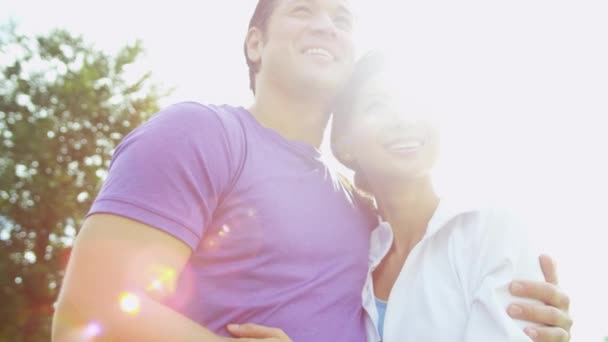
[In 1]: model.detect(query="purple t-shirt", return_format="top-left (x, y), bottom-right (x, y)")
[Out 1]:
top-left (88, 102), bottom-right (374, 341)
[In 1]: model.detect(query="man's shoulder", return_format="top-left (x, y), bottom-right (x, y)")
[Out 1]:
top-left (150, 101), bottom-right (245, 130)
top-left (111, 102), bottom-right (251, 169)
top-left (130, 102), bottom-right (249, 146)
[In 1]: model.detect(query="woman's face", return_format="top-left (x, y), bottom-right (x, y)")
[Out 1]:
top-left (346, 71), bottom-right (440, 184)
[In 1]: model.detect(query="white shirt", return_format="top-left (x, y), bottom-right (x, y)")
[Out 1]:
top-left (363, 199), bottom-right (544, 342)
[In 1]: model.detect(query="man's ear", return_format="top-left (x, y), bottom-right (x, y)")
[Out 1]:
top-left (245, 27), bottom-right (264, 66)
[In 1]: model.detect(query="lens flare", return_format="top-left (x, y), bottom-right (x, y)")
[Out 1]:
top-left (148, 279), bottom-right (163, 291)
top-left (218, 224), bottom-right (231, 237)
top-left (145, 265), bottom-right (177, 294)
top-left (83, 321), bottom-right (103, 338)
top-left (119, 292), bottom-right (140, 315)
top-left (204, 238), bottom-right (217, 248)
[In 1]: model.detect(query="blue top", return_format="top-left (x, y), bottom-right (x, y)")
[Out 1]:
top-left (376, 297), bottom-right (388, 340)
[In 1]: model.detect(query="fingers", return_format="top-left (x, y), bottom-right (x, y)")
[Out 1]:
top-left (510, 280), bottom-right (570, 311)
top-left (508, 302), bottom-right (573, 331)
top-left (523, 326), bottom-right (570, 342)
top-left (509, 254), bottom-right (573, 341)
top-left (227, 323), bottom-right (287, 339)
top-left (539, 254), bottom-right (559, 285)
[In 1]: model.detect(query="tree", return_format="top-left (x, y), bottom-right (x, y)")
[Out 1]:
top-left (0, 23), bottom-right (166, 341)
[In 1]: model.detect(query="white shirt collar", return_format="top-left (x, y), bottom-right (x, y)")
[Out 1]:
top-left (369, 198), bottom-right (480, 270)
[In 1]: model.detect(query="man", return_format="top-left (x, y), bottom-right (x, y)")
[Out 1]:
top-left (52, 0), bottom-right (572, 341)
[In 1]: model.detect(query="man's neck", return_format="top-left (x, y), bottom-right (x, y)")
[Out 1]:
top-left (248, 81), bottom-right (331, 148)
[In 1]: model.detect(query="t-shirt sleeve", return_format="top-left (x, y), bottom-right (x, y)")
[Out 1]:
top-left (88, 102), bottom-right (240, 250)
top-left (461, 209), bottom-right (545, 341)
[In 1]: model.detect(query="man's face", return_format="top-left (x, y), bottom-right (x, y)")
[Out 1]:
top-left (250, 0), bottom-right (356, 97)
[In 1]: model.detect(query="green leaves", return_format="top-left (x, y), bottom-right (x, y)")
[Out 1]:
top-left (0, 25), bottom-right (166, 341)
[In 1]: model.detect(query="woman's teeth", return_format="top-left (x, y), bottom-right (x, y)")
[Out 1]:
top-left (387, 140), bottom-right (424, 152)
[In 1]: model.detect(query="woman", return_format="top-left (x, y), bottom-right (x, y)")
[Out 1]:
top-left (227, 52), bottom-right (572, 341)
top-left (330, 51), bottom-right (550, 341)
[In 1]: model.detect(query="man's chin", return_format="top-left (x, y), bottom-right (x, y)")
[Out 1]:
top-left (298, 75), bottom-right (344, 97)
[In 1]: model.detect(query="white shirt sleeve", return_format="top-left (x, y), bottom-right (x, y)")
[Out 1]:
top-left (461, 209), bottom-right (545, 341)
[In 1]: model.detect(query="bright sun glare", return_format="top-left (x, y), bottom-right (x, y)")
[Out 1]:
top-left (2, 0), bottom-right (607, 340)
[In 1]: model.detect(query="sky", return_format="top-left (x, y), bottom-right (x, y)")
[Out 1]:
top-left (2, 0), bottom-right (607, 340)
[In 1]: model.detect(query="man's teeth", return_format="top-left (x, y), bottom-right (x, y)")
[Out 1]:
top-left (304, 48), bottom-right (334, 59)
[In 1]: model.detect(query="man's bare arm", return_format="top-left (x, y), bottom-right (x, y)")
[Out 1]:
top-left (508, 255), bottom-right (572, 342)
top-left (52, 214), bottom-right (227, 341)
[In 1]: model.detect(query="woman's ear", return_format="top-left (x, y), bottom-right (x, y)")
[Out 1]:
top-left (333, 136), bottom-right (356, 166)
top-left (245, 27), bottom-right (264, 66)
top-left (339, 150), bottom-right (355, 164)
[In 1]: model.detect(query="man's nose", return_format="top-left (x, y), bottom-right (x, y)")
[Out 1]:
top-left (309, 12), bottom-right (338, 37)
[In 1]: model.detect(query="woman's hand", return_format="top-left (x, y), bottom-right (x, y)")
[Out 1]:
top-left (508, 254), bottom-right (573, 341)
top-left (227, 323), bottom-right (293, 342)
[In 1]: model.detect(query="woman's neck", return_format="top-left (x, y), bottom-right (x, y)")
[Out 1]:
top-left (373, 175), bottom-right (440, 257)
